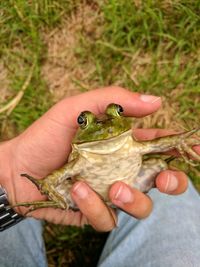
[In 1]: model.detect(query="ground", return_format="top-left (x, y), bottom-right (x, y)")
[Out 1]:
top-left (0, 1), bottom-right (200, 266)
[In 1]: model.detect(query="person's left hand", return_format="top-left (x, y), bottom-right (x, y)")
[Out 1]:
top-left (0, 86), bottom-right (196, 231)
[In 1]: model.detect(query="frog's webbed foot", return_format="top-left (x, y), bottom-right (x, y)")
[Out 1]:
top-left (176, 128), bottom-right (200, 166)
top-left (177, 144), bottom-right (200, 166)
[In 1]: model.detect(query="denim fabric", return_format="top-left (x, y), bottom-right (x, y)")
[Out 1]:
top-left (0, 218), bottom-right (47, 267)
top-left (98, 181), bottom-right (200, 267)
top-left (0, 181), bottom-right (200, 267)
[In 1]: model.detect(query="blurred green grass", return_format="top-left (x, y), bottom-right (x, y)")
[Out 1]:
top-left (0, 1), bottom-right (200, 266)
top-left (0, 0), bottom-right (79, 133)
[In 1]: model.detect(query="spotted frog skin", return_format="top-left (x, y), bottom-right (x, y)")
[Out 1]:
top-left (15, 104), bottom-right (200, 212)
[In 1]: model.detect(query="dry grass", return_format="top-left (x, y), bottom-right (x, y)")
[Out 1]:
top-left (42, 3), bottom-right (103, 101)
top-left (0, 62), bottom-right (12, 104)
top-left (134, 93), bottom-right (182, 130)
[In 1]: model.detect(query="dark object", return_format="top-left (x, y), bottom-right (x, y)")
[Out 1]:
top-left (0, 185), bottom-right (24, 231)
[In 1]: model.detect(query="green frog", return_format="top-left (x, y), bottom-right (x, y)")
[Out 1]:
top-left (15, 104), bottom-right (200, 212)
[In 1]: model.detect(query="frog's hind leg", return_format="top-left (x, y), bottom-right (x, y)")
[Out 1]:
top-left (140, 128), bottom-right (200, 166)
top-left (176, 128), bottom-right (200, 165)
top-left (133, 158), bottom-right (168, 193)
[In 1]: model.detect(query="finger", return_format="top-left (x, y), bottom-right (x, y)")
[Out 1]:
top-left (156, 170), bottom-right (188, 195)
top-left (109, 182), bottom-right (153, 219)
top-left (46, 86), bottom-right (162, 131)
top-left (71, 181), bottom-right (117, 232)
top-left (194, 145), bottom-right (200, 155)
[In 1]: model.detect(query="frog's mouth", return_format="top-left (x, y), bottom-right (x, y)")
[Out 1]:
top-left (73, 115), bottom-right (133, 144)
top-left (73, 130), bottom-right (132, 154)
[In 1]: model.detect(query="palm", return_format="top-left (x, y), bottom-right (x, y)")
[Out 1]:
top-left (10, 99), bottom-right (85, 223)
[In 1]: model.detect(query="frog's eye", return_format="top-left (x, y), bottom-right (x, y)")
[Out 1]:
top-left (77, 113), bottom-right (87, 127)
top-left (77, 111), bottom-right (96, 129)
top-left (106, 103), bottom-right (124, 117)
top-left (116, 104), bottom-right (123, 115)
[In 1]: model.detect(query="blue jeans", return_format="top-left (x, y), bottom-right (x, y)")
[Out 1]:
top-left (0, 181), bottom-right (200, 267)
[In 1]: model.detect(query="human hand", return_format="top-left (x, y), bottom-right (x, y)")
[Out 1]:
top-left (0, 87), bottom-right (196, 231)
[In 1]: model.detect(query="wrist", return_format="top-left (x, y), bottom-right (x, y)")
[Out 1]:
top-left (0, 139), bottom-right (16, 203)
top-left (0, 140), bottom-right (24, 230)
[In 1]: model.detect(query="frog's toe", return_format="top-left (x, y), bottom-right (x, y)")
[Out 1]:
top-left (182, 127), bottom-right (200, 139)
top-left (182, 143), bottom-right (200, 162)
top-left (12, 200), bottom-right (66, 215)
top-left (184, 128), bottom-right (200, 146)
top-left (21, 173), bottom-right (44, 190)
top-left (177, 142), bottom-right (200, 166)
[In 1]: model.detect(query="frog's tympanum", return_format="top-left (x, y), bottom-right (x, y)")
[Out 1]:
top-left (15, 104), bottom-right (200, 212)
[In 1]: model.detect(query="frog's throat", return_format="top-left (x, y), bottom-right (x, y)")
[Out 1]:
top-left (72, 129), bottom-right (132, 154)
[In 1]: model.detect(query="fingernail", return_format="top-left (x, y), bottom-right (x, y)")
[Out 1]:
top-left (165, 173), bottom-right (178, 192)
top-left (73, 182), bottom-right (88, 199)
top-left (140, 95), bottom-right (161, 104)
top-left (114, 184), bottom-right (134, 203)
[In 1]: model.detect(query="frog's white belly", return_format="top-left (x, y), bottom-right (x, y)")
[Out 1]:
top-left (79, 153), bottom-right (141, 200)
top-left (75, 132), bottom-right (142, 200)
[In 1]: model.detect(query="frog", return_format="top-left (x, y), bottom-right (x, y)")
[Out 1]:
top-left (14, 103), bottom-right (200, 213)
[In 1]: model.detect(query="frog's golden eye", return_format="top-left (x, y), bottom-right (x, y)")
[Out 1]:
top-left (77, 111), bottom-right (96, 129)
top-left (106, 103), bottom-right (124, 117)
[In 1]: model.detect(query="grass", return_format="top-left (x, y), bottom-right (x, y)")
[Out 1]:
top-left (0, 0), bottom-right (78, 135)
top-left (81, 1), bottom-right (200, 95)
top-left (0, 1), bottom-right (200, 266)
top-left (44, 224), bottom-right (108, 267)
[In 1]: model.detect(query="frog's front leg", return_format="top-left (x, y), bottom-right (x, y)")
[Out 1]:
top-left (138, 128), bottom-right (200, 165)
top-left (12, 182), bottom-right (71, 213)
top-left (14, 159), bottom-right (80, 212)
top-left (21, 158), bottom-right (80, 192)
top-left (133, 158), bottom-right (168, 192)
top-left (13, 200), bottom-right (65, 215)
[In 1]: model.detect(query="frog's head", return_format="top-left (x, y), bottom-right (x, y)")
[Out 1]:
top-left (73, 103), bottom-right (132, 144)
